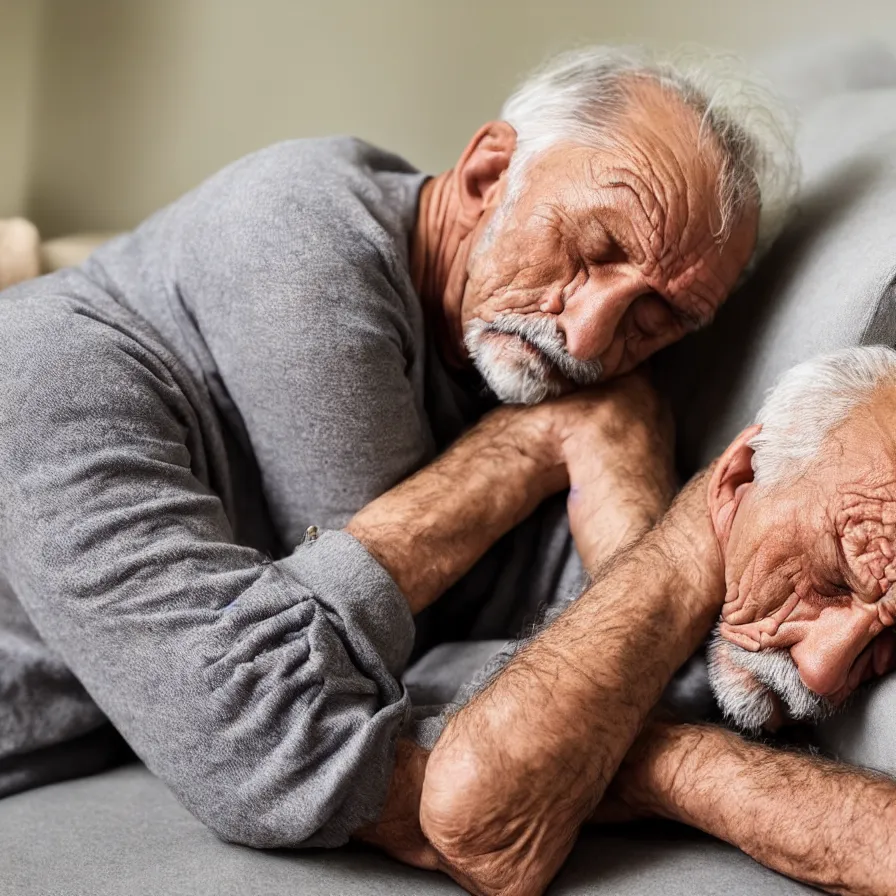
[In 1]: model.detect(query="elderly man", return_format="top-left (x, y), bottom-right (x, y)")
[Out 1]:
top-left (707, 346), bottom-right (896, 731)
top-left (421, 347), bottom-right (896, 896)
top-left (0, 45), bottom-right (791, 886)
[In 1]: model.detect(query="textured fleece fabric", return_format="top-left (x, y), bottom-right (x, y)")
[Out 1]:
top-left (0, 138), bottom-right (582, 848)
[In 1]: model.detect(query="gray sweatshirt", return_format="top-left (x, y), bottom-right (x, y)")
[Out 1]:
top-left (0, 138), bottom-right (581, 848)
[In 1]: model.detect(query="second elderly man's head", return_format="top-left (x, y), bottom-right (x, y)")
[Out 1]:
top-left (433, 47), bottom-right (798, 403)
top-left (708, 346), bottom-right (896, 731)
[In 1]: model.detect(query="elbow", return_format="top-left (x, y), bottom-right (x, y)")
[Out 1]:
top-left (183, 780), bottom-right (335, 850)
top-left (420, 731), bottom-right (501, 859)
top-left (190, 793), bottom-right (291, 850)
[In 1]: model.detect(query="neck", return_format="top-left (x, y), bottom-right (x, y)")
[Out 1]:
top-left (411, 172), bottom-right (468, 368)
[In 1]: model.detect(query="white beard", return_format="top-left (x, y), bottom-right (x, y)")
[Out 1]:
top-left (463, 313), bottom-right (602, 405)
top-left (707, 625), bottom-right (834, 732)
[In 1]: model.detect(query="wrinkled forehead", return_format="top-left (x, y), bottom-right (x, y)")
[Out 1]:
top-left (726, 417), bottom-right (896, 624)
top-left (524, 83), bottom-right (726, 211)
top-left (516, 127), bottom-right (756, 301)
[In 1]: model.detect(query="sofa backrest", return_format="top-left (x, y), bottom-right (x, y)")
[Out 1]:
top-left (659, 80), bottom-right (896, 476)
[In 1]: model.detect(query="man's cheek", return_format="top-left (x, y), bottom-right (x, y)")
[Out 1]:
top-left (719, 572), bottom-right (753, 625)
top-left (591, 332), bottom-right (628, 379)
top-left (474, 292), bottom-right (549, 323)
top-left (720, 597), bottom-right (804, 651)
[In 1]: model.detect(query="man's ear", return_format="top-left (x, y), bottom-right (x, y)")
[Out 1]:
top-left (708, 423), bottom-right (762, 551)
top-left (454, 121), bottom-right (517, 229)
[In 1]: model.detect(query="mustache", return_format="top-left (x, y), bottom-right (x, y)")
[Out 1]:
top-left (466, 313), bottom-right (604, 387)
top-left (707, 626), bottom-right (836, 732)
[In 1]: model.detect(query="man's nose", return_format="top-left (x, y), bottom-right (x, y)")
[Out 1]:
top-left (789, 611), bottom-right (878, 697)
top-left (556, 281), bottom-right (640, 361)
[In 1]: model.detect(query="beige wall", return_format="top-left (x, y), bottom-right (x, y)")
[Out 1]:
top-left (0, 0), bottom-right (43, 217)
top-left (16, 0), bottom-right (896, 235)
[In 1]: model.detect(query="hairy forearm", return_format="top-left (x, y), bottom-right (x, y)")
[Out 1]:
top-left (570, 472), bottom-right (674, 574)
top-left (419, 476), bottom-right (724, 895)
top-left (650, 725), bottom-right (896, 896)
top-left (346, 407), bottom-right (563, 614)
top-left (445, 514), bottom-right (718, 804)
top-left (565, 371), bottom-right (676, 573)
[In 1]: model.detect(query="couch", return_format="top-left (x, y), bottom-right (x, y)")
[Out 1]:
top-left (4, 39), bottom-right (896, 896)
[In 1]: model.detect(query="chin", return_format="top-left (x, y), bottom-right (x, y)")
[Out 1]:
top-left (467, 329), bottom-right (568, 404)
top-left (480, 360), bottom-right (565, 405)
top-left (707, 637), bottom-right (777, 732)
top-left (707, 629), bottom-right (836, 733)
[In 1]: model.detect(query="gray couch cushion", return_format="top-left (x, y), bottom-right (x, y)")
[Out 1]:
top-left (1, 764), bottom-right (816, 895)
top-left (812, 671), bottom-right (896, 776)
top-left (758, 38), bottom-right (896, 108)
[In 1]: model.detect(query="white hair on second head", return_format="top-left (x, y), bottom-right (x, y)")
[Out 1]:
top-left (750, 345), bottom-right (896, 489)
top-left (499, 45), bottom-right (800, 265)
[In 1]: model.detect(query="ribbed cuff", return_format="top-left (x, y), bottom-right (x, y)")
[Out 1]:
top-left (283, 527), bottom-right (415, 677)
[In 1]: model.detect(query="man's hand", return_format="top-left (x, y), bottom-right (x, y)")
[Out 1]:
top-left (354, 740), bottom-right (439, 870)
top-left (587, 718), bottom-right (693, 825)
top-left (419, 473), bottom-right (725, 896)
top-left (595, 721), bottom-right (896, 896)
top-left (548, 369), bottom-right (676, 572)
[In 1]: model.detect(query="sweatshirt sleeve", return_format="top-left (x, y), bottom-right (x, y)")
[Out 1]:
top-left (167, 140), bottom-right (435, 547)
top-left (0, 299), bottom-right (415, 848)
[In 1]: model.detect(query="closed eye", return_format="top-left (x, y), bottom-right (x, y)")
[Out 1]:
top-left (586, 237), bottom-right (628, 267)
top-left (810, 578), bottom-right (853, 604)
top-left (637, 292), bottom-right (706, 335)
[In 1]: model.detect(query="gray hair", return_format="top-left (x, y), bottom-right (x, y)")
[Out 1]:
top-left (751, 345), bottom-right (896, 488)
top-left (500, 46), bottom-right (800, 265)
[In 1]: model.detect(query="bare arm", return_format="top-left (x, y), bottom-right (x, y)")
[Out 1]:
top-left (348, 404), bottom-right (567, 861)
top-left (345, 404), bottom-right (566, 615)
top-left (354, 740), bottom-right (438, 869)
top-left (563, 369), bottom-right (677, 573)
top-left (346, 370), bottom-right (673, 615)
top-left (419, 466), bottom-right (725, 896)
top-left (608, 721), bottom-right (896, 896)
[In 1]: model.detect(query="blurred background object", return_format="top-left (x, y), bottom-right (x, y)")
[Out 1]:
top-left (0, 217), bottom-right (39, 289)
top-left (1, 0), bottom-right (896, 241)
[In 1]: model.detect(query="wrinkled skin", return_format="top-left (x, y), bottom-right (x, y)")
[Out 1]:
top-left (416, 79), bottom-right (759, 396)
top-left (370, 74), bottom-right (763, 896)
top-left (709, 394), bottom-right (896, 728)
